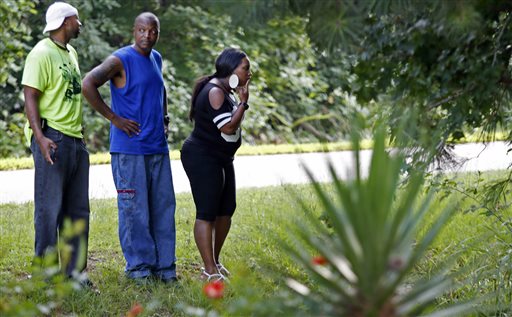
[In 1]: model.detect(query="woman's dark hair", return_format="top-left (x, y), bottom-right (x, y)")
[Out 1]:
top-left (189, 48), bottom-right (247, 121)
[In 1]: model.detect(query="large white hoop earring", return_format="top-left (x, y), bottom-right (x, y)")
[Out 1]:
top-left (228, 74), bottom-right (239, 89)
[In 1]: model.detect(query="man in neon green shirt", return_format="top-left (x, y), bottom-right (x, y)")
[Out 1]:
top-left (22, 2), bottom-right (92, 288)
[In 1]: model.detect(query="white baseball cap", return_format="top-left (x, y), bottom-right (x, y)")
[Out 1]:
top-left (43, 2), bottom-right (78, 33)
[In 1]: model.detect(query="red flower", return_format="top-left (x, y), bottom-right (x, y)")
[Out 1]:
top-left (203, 280), bottom-right (225, 299)
top-left (126, 303), bottom-right (143, 317)
top-left (312, 255), bottom-right (328, 265)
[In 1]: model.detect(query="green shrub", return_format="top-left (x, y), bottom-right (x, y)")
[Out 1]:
top-left (0, 219), bottom-right (92, 316)
top-left (281, 126), bottom-right (492, 316)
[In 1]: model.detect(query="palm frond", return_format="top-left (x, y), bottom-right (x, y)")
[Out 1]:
top-left (281, 120), bottom-right (484, 315)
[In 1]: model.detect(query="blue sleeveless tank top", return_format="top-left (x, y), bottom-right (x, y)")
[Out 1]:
top-left (109, 46), bottom-right (168, 154)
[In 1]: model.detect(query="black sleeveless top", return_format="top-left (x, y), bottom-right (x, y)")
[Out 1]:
top-left (185, 83), bottom-right (242, 158)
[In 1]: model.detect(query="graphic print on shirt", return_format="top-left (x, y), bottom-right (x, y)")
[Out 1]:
top-left (59, 62), bottom-right (81, 101)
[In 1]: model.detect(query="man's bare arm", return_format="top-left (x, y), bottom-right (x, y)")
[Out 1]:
top-left (82, 55), bottom-right (141, 136)
top-left (82, 55), bottom-right (123, 121)
top-left (24, 86), bottom-right (57, 164)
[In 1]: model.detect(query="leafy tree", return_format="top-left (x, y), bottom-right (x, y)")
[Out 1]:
top-left (0, 0), bottom-right (39, 157)
top-left (0, 0), bottom-right (37, 98)
top-left (287, 0), bottom-right (512, 145)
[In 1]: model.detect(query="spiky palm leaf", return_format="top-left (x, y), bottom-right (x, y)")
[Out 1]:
top-left (283, 126), bottom-right (481, 316)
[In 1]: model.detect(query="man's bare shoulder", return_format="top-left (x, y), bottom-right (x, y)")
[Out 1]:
top-left (86, 55), bottom-right (123, 83)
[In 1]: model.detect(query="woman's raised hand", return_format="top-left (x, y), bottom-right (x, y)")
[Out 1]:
top-left (236, 79), bottom-right (250, 103)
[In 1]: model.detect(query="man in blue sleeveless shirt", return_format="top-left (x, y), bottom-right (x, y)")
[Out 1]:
top-left (82, 12), bottom-right (177, 283)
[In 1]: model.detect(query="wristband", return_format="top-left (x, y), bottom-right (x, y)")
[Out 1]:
top-left (240, 102), bottom-right (249, 110)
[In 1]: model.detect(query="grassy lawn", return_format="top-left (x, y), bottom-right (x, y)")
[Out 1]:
top-left (0, 185), bottom-right (313, 316)
top-left (1, 175), bottom-right (511, 316)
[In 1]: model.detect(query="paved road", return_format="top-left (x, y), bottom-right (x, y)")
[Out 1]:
top-left (0, 141), bottom-right (511, 204)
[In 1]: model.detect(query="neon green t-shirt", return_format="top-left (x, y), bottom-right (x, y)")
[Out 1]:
top-left (22, 38), bottom-right (83, 144)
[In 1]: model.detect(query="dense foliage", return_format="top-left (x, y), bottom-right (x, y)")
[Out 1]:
top-left (0, 0), bottom-right (38, 157)
top-left (2, 0), bottom-right (512, 158)
top-left (288, 0), bottom-right (512, 145)
top-left (0, 0), bottom-right (359, 157)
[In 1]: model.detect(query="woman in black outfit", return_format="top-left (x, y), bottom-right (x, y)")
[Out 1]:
top-left (181, 48), bottom-right (251, 281)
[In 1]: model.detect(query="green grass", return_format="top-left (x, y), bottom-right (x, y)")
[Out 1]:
top-left (0, 185), bottom-right (316, 316)
top-left (1, 174), bottom-right (511, 316)
top-left (421, 171), bottom-right (512, 250)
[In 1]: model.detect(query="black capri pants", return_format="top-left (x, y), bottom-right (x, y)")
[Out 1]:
top-left (181, 142), bottom-right (237, 222)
